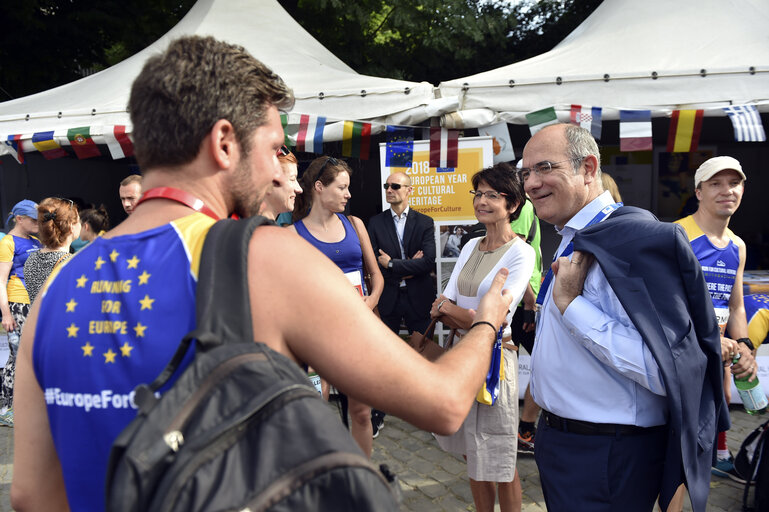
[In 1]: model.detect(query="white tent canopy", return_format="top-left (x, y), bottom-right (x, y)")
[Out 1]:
top-left (0, 0), bottom-right (439, 157)
top-left (438, 0), bottom-right (769, 128)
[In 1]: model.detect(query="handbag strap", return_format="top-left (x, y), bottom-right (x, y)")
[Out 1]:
top-left (145, 215), bottom-right (276, 392)
top-left (416, 317), bottom-right (439, 352)
top-left (416, 317), bottom-right (457, 353)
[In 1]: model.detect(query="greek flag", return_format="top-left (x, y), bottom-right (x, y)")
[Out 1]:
top-left (723, 105), bottom-right (766, 142)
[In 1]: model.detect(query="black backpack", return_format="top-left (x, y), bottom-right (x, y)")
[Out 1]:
top-left (735, 418), bottom-right (769, 512)
top-left (105, 216), bottom-right (400, 511)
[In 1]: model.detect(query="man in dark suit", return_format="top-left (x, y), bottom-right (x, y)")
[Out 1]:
top-left (520, 123), bottom-right (739, 512)
top-left (367, 171), bottom-right (436, 436)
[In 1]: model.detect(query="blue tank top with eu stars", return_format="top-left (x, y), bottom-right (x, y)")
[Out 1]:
top-left (32, 212), bottom-right (215, 511)
top-left (675, 214), bottom-right (740, 334)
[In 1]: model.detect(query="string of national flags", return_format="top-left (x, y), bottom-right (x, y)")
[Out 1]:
top-left (3, 126), bottom-right (133, 164)
top-left (2, 104), bottom-right (764, 167)
top-left (281, 113), bottom-right (460, 169)
top-left (527, 104), bottom-right (766, 153)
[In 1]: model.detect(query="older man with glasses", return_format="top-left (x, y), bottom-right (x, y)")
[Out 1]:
top-left (520, 123), bottom-right (730, 512)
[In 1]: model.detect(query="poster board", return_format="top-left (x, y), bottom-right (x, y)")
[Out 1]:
top-left (378, 136), bottom-right (494, 341)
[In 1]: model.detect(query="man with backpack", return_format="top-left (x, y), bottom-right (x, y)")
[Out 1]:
top-left (11, 36), bottom-right (514, 511)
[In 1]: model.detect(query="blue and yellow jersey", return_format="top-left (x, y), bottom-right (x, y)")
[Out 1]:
top-left (0, 234), bottom-right (41, 303)
top-left (675, 215), bottom-right (740, 333)
top-left (32, 212), bottom-right (215, 511)
top-left (745, 294), bottom-right (769, 348)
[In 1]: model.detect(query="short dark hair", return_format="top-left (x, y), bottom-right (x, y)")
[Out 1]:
top-left (80, 205), bottom-right (110, 233)
top-left (471, 162), bottom-right (526, 222)
top-left (129, 36), bottom-right (294, 170)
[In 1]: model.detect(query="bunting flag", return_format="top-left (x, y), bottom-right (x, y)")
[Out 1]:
top-left (477, 122), bottom-right (514, 164)
top-left (570, 105), bottom-right (602, 139)
top-left (296, 114), bottom-right (325, 154)
top-left (280, 113), bottom-right (292, 147)
top-left (429, 127), bottom-right (459, 170)
top-left (619, 110), bottom-right (653, 151)
top-left (4, 134), bottom-right (24, 164)
top-left (341, 121), bottom-right (371, 160)
top-left (103, 125), bottom-right (134, 159)
top-left (724, 105), bottom-right (766, 142)
top-left (526, 107), bottom-right (558, 135)
top-left (385, 126), bottom-right (414, 167)
top-left (67, 126), bottom-right (101, 159)
top-left (32, 131), bottom-right (68, 159)
top-left (666, 109), bottom-right (704, 153)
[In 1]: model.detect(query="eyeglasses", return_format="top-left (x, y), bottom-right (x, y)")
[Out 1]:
top-left (517, 158), bottom-right (583, 182)
top-left (276, 145), bottom-right (290, 156)
top-left (56, 198), bottom-right (75, 209)
top-left (383, 183), bottom-right (404, 190)
top-left (469, 190), bottom-right (507, 201)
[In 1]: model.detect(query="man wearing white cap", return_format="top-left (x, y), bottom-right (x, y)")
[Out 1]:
top-left (675, 156), bottom-right (753, 484)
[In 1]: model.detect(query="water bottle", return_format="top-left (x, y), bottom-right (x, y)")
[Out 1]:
top-left (7, 331), bottom-right (19, 355)
top-left (733, 354), bottom-right (768, 415)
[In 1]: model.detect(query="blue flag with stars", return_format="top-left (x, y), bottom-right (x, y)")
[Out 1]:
top-left (385, 126), bottom-right (414, 168)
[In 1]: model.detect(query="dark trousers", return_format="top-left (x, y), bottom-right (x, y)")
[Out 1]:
top-left (379, 287), bottom-right (431, 336)
top-left (374, 289), bottom-right (430, 427)
top-left (535, 415), bottom-right (668, 512)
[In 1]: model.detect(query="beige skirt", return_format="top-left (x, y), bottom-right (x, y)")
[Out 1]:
top-left (435, 348), bottom-right (519, 482)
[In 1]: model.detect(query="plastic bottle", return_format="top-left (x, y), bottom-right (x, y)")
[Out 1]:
top-left (733, 354), bottom-right (768, 415)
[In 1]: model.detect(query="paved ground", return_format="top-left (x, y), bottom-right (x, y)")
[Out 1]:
top-left (0, 406), bottom-right (763, 511)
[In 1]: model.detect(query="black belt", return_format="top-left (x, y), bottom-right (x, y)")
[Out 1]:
top-left (542, 410), bottom-right (664, 437)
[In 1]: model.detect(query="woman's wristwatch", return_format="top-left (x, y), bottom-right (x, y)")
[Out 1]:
top-left (737, 337), bottom-right (754, 351)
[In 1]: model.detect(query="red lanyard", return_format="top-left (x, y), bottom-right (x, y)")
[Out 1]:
top-left (135, 187), bottom-right (220, 221)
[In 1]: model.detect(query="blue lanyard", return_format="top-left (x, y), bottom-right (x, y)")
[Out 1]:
top-left (535, 202), bottom-right (622, 307)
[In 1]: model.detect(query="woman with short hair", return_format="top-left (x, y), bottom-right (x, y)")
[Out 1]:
top-left (432, 163), bottom-right (534, 512)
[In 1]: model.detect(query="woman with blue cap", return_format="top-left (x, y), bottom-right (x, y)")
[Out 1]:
top-left (0, 199), bottom-right (42, 427)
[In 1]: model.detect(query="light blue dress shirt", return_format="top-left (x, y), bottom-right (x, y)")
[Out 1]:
top-left (530, 191), bottom-right (668, 427)
top-left (391, 206), bottom-right (409, 286)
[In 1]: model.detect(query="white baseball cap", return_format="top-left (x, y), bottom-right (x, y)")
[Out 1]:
top-left (694, 156), bottom-right (746, 188)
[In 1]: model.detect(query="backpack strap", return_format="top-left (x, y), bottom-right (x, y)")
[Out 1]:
top-left (141, 216), bottom-right (276, 395)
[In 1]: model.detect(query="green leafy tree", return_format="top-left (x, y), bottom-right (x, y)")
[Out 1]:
top-left (0, 0), bottom-right (195, 100)
top-left (0, 0), bottom-right (601, 100)
top-left (281, 0), bottom-right (603, 84)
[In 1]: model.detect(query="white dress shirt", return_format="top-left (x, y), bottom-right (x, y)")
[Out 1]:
top-left (530, 191), bottom-right (668, 427)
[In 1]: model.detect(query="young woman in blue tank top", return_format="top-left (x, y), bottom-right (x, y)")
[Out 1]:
top-left (291, 156), bottom-right (383, 457)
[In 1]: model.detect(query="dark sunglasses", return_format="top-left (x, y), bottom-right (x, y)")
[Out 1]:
top-left (276, 145), bottom-right (290, 156)
top-left (383, 183), bottom-right (403, 190)
top-left (315, 157), bottom-right (339, 180)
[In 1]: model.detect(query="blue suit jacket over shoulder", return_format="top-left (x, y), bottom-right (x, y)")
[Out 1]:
top-left (573, 206), bottom-right (728, 512)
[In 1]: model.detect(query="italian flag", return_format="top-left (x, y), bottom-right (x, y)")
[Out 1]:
top-left (526, 107), bottom-right (558, 136)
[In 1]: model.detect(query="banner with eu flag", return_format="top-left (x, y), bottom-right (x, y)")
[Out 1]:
top-left (385, 126), bottom-right (414, 168)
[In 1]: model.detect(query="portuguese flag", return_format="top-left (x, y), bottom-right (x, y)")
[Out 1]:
top-left (67, 126), bottom-right (101, 159)
top-left (341, 121), bottom-right (371, 160)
